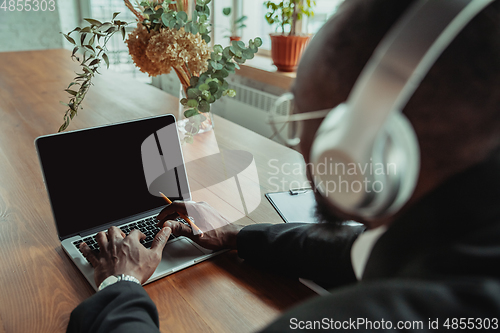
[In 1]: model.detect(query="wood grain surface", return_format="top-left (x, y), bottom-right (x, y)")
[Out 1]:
top-left (0, 49), bottom-right (314, 333)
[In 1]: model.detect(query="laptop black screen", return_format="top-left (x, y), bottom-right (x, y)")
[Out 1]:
top-left (36, 115), bottom-right (190, 240)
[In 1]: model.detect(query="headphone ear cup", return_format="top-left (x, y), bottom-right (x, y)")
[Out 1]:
top-left (376, 111), bottom-right (420, 216)
top-left (310, 109), bottom-right (419, 219)
top-left (358, 112), bottom-right (420, 218)
top-left (309, 104), bottom-right (370, 212)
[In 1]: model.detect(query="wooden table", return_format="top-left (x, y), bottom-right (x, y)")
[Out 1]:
top-left (0, 49), bottom-right (314, 333)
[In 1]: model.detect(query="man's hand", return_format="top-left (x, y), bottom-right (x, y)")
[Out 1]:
top-left (79, 226), bottom-right (171, 287)
top-left (156, 201), bottom-right (243, 250)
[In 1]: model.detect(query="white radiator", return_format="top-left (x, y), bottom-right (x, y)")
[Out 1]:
top-left (212, 81), bottom-right (292, 144)
top-left (152, 74), bottom-right (293, 144)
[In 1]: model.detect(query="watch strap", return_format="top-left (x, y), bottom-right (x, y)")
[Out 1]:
top-left (98, 274), bottom-right (141, 291)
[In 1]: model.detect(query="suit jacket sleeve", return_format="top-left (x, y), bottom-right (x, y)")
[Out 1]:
top-left (66, 281), bottom-right (160, 333)
top-left (237, 222), bottom-right (366, 288)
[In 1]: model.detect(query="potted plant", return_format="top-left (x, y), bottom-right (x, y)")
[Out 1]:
top-left (264, 0), bottom-right (315, 72)
top-left (222, 6), bottom-right (248, 42)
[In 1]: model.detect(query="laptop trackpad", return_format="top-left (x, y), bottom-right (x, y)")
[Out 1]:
top-left (155, 238), bottom-right (206, 272)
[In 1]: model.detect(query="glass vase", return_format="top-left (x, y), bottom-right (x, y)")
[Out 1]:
top-left (177, 87), bottom-right (214, 138)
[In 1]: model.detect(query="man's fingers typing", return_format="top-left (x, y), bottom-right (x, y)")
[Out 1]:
top-left (79, 242), bottom-right (100, 267)
top-left (151, 227), bottom-right (171, 254)
top-left (108, 226), bottom-right (124, 243)
top-left (163, 220), bottom-right (193, 237)
top-left (156, 213), bottom-right (178, 226)
top-left (128, 229), bottom-right (146, 241)
top-left (156, 201), bottom-right (188, 223)
top-left (95, 231), bottom-right (108, 249)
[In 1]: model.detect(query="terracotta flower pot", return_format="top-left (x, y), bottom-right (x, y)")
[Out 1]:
top-left (229, 36), bottom-right (242, 42)
top-left (270, 33), bottom-right (311, 72)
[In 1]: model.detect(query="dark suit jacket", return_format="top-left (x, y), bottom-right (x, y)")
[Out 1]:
top-left (67, 151), bottom-right (500, 332)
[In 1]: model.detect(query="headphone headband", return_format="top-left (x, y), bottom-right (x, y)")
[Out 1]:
top-left (343, 0), bottom-right (494, 149)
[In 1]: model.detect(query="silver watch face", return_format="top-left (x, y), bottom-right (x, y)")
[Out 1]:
top-left (98, 274), bottom-right (141, 291)
top-left (107, 275), bottom-right (120, 283)
top-left (98, 275), bottom-right (119, 291)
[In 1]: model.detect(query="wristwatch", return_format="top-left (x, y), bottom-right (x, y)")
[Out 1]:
top-left (98, 274), bottom-right (141, 291)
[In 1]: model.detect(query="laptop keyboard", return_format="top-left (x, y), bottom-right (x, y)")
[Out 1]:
top-left (72, 216), bottom-right (191, 261)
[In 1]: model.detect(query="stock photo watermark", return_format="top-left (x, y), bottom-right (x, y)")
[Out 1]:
top-left (289, 317), bottom-right (499, 330)
top-left (1, 0), bottom-right (56, 12)
top-left (267, 158), bottom-right (397, 194)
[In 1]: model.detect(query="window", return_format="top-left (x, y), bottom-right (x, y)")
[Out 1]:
top-left (305, 0), bottom-right (343, 34)
top-left (212, 0), bottom-right (344, 51)
top-left (87, 0), bottom-right (152, 83)
top-left (76, 0), bottom-right (344, 84)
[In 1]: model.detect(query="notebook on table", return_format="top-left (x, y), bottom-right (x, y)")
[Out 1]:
top-left (36, 114), bottom-right (223, 291)
top-left (265, 189), bottom-right (318, 223)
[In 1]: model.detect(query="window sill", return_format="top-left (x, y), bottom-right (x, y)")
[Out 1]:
top-left (237, 54), bottom-right (296, 90)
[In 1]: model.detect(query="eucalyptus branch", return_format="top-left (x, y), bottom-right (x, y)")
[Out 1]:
top-left (179, 38), bottom-right (262, 118)
top-left (59, 13), bottom-right (129, 132)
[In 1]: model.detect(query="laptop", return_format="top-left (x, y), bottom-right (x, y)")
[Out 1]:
top-left (36, 114), bottom-right (223, 291)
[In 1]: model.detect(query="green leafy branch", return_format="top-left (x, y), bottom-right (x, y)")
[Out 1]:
top-left (180, 39), bottom-right (262, 120)
top-left (140, 0), bottom-right (212, 44)
top-left (58, 13), bottom-right (128, 132)
top-left (178, 38), bottom-right (262, 143)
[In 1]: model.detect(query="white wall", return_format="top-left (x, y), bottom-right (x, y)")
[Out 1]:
top-left (0, 1), bottom-right (80, 53)
top-left (58, 0), bottom-right (82, 48)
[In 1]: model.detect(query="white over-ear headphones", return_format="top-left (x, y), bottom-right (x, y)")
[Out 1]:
top-left (310, 0), bottom-right (494, 219)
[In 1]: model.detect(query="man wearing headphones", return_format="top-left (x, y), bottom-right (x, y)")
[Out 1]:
top-left (69, 0), bottom-right (500, 331)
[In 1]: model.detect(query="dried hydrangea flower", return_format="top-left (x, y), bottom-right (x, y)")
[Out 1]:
top-left (145, 27), bottom-right (210, 76)
top-left (126, 24), bottom-right (163, 77)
